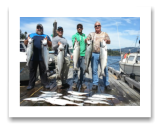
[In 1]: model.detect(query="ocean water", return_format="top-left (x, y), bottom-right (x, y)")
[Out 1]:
top-left (107, 56), bottom-right (121, 71)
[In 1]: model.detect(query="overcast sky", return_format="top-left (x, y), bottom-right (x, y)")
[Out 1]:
top-left (20, 17), bottom-right (140, 49)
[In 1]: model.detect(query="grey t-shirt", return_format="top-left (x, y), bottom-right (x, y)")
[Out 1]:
top-left (52, 36), bottom-right (71, 57)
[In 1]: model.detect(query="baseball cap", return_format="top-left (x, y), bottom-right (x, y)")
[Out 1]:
top-left (36, 24), bottom-right (43, 29)
top-left (57, 26), bottom-right (63, 30)
top-left (77, 23), bottom-right (83, 28)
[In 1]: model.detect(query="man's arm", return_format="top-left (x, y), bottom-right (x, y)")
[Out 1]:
top-left (44, 36), bottom-right (52, 47)
top-left (24, 35), bottom-right (29, 45)
top-left (85, 33), bottom-right (91, 43)
top-left (104, 33), bottom-right (110, 44)
top-left (52, 38), bottom-right (59, 50)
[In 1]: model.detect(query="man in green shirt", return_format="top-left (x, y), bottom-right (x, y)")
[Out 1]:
top-left (72, 24), bottom-right (87, 89)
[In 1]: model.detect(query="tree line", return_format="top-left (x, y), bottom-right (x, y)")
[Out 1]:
top-left (20, 30), bottom-right (27, 39)
top-left (108, 49), bottom-right (120, 56)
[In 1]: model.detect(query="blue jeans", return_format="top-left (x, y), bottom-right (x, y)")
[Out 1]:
top-left (73, 56), bottom-right (85, 85)
top-left (91, 53), bottom-right (110, 86)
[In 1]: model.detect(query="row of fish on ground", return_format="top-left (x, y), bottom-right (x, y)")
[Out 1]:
top-left (23, 91), bottom-right (116, 106)
top-left (26, 38), bottom-right (108, 78)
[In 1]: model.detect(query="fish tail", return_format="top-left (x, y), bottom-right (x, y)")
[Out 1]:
top-left (84, 69), bottom-right (89, 74)
top-left (99, 72), bottom-right (106, 77)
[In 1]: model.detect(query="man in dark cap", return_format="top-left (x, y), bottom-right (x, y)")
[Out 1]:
top-left (52, 26), bottom-right (72, 89)
top-left (24, 24), bottom-right (52, 90)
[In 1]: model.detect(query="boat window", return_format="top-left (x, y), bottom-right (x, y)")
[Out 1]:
top-left (20, 44), bottom-right (25, 52)
top-left (128, 56), bottom-right (135, 61)
top-left (136, 56), bottom-right (140, 61)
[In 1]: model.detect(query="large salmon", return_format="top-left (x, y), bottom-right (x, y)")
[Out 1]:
top-left (84, 40), bottom-right (93, 74)
top-left (73, 40), bottom-right (80, 71)
top-left (99, 40), bottom-right (108, 77)
top-left (26, 38), bottom-right (33, 66)
top-left (41, 39), bottom-right (49, 72)
top-left (57, 44), bottom-right (64, 78)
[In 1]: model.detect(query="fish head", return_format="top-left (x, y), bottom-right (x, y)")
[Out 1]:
top-left (87, 40), bottom-right (92, 45)
top-left (100, 40), bottom-right (106, 48)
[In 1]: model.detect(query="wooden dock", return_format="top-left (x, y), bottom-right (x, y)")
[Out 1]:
top-left (20, 64), bottom-right (140, 106)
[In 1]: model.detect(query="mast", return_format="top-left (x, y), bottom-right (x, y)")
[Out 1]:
top-left (116, 22), bottom-right (121, 55)
top-left (53, 20), bottom-right (57, 37)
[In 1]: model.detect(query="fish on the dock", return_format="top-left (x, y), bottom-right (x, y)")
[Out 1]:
top-left (73, 40), bottom-right (80, 71)
top-left (41, 91), bottom-right (57, 94)
top-left (41, 39), bottom-right (49, 72)
top-left (69, 95), bottom-right (87, 99)
top-left (84, 100), bottom-right (109, 105)
top-left (26, 38), bottom-right (33, 66)
top-left (45, 99), bottom-right (81, 106)
top-left (23, 97), bottom-right (46, 102)
top-left (84, 40), bottom-right (93, 74)
top-left (63, 96), bottom-right (84, 102)
top-left (68, 91), bottom-right (88, 96)
top-left (92, 94), bottom-right (115, 99)
top-left (87, 97), bottom-right (107, 101)
top-left (99, 40), bottom-right (108, 77)
top-left (57, 43), bottom-right (64, 78)
top-left (39, 93), bottom-right (62, 98)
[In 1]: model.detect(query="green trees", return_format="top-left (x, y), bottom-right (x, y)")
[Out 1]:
top-left (108, 49), bottom-right (120, 56)
top-left (20, 30), bottom-right (27, 39)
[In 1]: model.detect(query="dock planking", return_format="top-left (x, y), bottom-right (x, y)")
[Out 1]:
top-left (20, 64), bottom-right (140, 106)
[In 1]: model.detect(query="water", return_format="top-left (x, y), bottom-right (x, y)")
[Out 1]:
top-left (107, 56), bottom-right (121, 71)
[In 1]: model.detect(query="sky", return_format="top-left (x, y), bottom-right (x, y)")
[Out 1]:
top-left (20, 17), bottom-right (140, 49)
top-left (8, 6), bottom-right (151, 118)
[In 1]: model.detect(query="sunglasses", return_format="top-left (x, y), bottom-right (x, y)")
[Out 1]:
top-left (37, 27), bottom-right (42, 29)
top-left (95, 25), bottom-right (101, 28)
top-left (77, 26), bottom-right (82, 29)
top-left (58, 30), bottom-right (63, 32)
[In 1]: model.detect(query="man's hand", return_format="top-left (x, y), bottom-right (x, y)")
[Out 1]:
top-left (74, 38), bottom-right (77, 45)
top-left (28, 35), bottom-right (33, 44)
top-left (70, 55), bottom-right (73, 59)
top-left (58, 41), bottom-right (62, 45)
top-left (85, 38), bottom-right (90, 43)
top-left (104, 39), bottom-right (110, 44)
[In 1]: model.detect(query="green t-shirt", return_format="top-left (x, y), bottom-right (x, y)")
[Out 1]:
top-left (72, 32), bottom-right (87, 56)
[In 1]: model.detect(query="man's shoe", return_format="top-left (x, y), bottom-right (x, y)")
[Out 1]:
top-left (27, 85), bottom-right (34, 90)
top-left (44, 84), bottom-right (50, 89)
top-left (105, 85), bottom-right (112, 90)
top-left (61, 83), bottom-right (70, 89)
top-left (72, 83), bottom-right (77, 89)
top-left (92, 85), bottom-right (98, 90)
top-left (81, 84), bottom-right (87, 89)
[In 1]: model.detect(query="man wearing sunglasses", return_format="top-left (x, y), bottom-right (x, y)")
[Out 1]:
top-left (71, 24), bottom-right (87, 89)
top-left (24, 24), bottom-right (52, 90)
top-left (52, 26), bottom-right (72, 89)
top-left (85, 21), bottom-right (111, 90)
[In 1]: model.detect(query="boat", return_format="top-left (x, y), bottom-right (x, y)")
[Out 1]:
top-left (20, 39), bottom-right (55, 81)
top-left (119, 40), bottom-right (140, 82)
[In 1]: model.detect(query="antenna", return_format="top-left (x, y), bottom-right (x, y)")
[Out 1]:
top-left (116, 22), bottom-right (121, 54)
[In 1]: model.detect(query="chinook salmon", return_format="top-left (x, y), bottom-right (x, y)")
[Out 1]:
top-left (26, 38), bottom-right (33, 66)
top-left (41, 39), bottom-right (49, 72)
top-left (73, 40), bottom-right (80, 71)
top-left (99, 40), bottom-right (108, 77)
top-left (57, 44), bottom-right (64, 78)
top-left (84, 40), bottom-right (93, 74)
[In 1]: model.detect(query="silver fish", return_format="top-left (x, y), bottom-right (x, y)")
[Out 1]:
top-left (45, 99), bottom-right (81, 106)
top-left (57, 44), bottom-right (64, 78)
top-left (84, 40), bottom-right (93, 74)
top-left (92, 94), bottom-right (115, 99)
top-left (99, 40), bottom-right (108, 77)
top-left (41, 39), bottom-right (49, 72)
top-left (68, 91), bottom-right (88, 96)
top-left (87, 97), bottom-right (107, 101)
top-left (26, 38), bottom-right (33, 66)
top-left (63, 96), bottom-right (84, 102)
top-left (73, 40), bottom-right (80, 71)
top-left (84, 100), bottom-right (109, 105)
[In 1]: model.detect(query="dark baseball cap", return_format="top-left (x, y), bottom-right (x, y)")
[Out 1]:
top-left (77, 23), bottom-right (83, 28)
top-left (57, 26), bottom-right (63, 30)
top-left (37, 24), bottom-right (43, 28)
